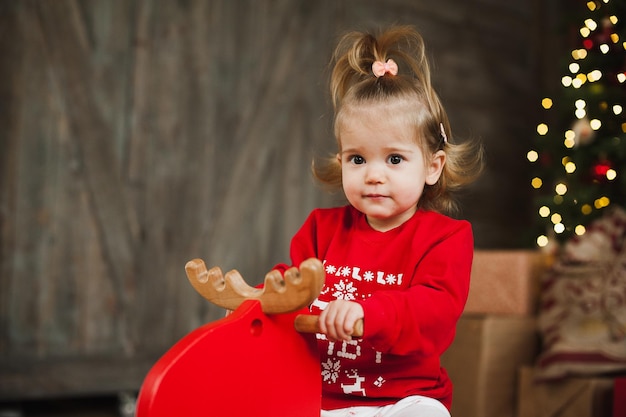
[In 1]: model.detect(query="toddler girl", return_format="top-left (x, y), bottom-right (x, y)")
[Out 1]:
top-left (277, 25), bottom-right (484, 417)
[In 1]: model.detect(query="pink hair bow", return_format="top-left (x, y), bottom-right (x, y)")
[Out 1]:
top-left (372, 59), bottom-right (398, 78)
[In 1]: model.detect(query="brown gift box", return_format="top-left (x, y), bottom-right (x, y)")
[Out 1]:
top-left (464, 250), bottom-right (548, 316)
top-left (441, 315), bottom-right (539, 417)
top-left (517, 366), bottom-right (614, 417)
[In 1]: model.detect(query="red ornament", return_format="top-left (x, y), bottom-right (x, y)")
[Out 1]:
top-left (592, 160), bottom-right (612, 180)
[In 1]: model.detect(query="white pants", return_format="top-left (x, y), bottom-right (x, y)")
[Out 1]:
top-left (321, 395), bottom-right (451, 417)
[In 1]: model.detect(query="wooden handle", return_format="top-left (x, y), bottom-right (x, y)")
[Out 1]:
top-left (294, 314), bottom-right (363, 338)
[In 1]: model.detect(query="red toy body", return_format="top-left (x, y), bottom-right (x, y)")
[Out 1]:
top-left (136, 300), bottom-right (321, 417)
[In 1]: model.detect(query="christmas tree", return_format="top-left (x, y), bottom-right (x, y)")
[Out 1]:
top-left (530, 0), bottom-right (626, 247)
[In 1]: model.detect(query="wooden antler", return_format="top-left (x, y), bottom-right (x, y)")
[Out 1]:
top-left (185, 258), bottom-right (325, 315)
top-left (185, 257), bottom-right (363, 337)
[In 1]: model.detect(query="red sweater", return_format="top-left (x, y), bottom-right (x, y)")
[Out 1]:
top-left (279, 205), bottom-right (473, 411)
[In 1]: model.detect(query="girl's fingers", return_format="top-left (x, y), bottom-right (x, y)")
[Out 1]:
top-left (320, 307), bottom-right (339, 341)
top-left (319, 301), bottom-right (364, 341)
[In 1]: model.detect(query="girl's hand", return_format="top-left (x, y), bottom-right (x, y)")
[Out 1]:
top-left (318, 300), bottom-right (364, 342)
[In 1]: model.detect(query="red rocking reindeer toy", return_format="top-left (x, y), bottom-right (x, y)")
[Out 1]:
top-left (136, 257), bottom-right (361, 417)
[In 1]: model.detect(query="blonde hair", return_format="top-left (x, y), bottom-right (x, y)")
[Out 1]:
top-left (314, 25), bottom-right (484, 215)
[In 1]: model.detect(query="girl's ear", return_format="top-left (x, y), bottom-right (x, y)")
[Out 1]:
top-left (425, 150), bottom-right (446, 185)
top-left (336, 153), bottom-right (341, 164)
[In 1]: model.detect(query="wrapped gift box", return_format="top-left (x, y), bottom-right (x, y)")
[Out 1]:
top-left (517, 366), bottom-right (614, 417)
top-left (441, 315), bottom-right (539, 417)
top-left (464, 250), bottom-right (549, 316)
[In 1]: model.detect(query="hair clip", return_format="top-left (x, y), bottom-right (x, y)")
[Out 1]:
top-left (440, 123), bottom-right (448, 145)
top-left (372, 59), bottom-right (398, 78)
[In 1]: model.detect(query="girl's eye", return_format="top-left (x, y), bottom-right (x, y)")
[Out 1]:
top-left (388, 154), bottom-right (404, 164)
top-left (349, 155), bottom-right (365, 165)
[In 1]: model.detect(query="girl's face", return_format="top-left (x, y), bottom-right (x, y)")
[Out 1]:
top-left (337, 108), bottom-right (445, 232)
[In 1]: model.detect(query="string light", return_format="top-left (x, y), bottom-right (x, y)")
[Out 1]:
top-left (564, 130), bottom-right (576, 148)
top-left (587, 69), bottom-right (602, 81)
top-left (562, 75), bottom-right (573, 87)
top-left (537, 123), bottom-right (549, 135)
top-left (590, 119), bottom-right (602, 130)
top-left (572, 75), bottom-right (585, 88)
top-left (594, 196), bottom-right (610, 209)
top-left (584, 18), bottom-right (598, 31)
top-left (606, 169), bottom-right (617, 180)
top-left (531, 177), bottom-right (543, 189)
top-left (537, 235), bottom-right (549, 247)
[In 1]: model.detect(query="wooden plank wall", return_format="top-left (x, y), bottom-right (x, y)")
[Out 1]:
top-left (0, 0), bottom-right (551, 399)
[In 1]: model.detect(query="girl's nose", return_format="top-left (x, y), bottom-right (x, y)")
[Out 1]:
top-left (365, 164), bottom-right (385, 184)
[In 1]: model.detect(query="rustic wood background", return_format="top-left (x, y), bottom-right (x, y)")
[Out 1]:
top-left (0, 0), bottom-right (558, 400)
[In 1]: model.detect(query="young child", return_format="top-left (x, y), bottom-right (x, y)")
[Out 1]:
top-left (276, 25), bottom-right (484, 417)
